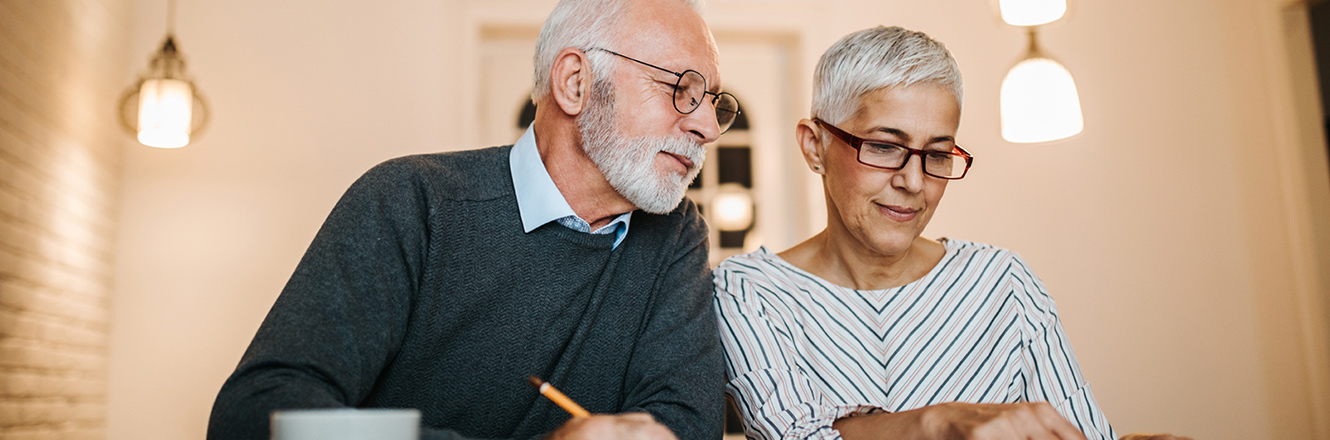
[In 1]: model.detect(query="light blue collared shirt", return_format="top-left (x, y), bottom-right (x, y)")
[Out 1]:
top-left (510, 127), bottom-right (632, 249)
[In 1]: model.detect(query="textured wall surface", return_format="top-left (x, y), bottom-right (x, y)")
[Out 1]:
top-left (0, 0), bottom-right (130, 438)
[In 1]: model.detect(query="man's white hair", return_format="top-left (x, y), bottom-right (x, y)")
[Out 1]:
top-left (811, 26), bottom-right (963, 126)
top-left (531, 0), bottom-right (704, 102)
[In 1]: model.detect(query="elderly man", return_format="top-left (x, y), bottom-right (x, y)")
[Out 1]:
top-left (207, 0), bottom-right (738, 439)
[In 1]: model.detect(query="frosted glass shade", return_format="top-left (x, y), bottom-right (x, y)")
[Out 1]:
top-left (999, 0), bottom-right (1067, 27)
top-left (712, 185), bottom-right (754, 231)
top-left (137, 78), bottom-right (194, 149)
top-left (1000, 57), bottom-right (1083, 143)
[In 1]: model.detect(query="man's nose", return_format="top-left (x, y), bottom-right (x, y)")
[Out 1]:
top-left (681, 99), bottom-right (722, 144)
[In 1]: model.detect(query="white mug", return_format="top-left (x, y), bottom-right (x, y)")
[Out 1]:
top-left (270, 408), bottom-right (420, 440)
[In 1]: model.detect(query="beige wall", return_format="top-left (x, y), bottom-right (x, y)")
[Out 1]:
top-left (101, 0), bottom-right (1330, 439)
top-left (0, 0), bottom-right (132, 438)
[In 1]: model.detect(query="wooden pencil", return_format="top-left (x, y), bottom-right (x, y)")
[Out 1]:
top-left (527, 376), bottom-right (591, 418)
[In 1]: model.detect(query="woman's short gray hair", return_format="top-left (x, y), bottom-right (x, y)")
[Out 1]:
top-left (531, 0), bottom-right (703, 102)
top-left (811, 26), bottom-right (963, 125)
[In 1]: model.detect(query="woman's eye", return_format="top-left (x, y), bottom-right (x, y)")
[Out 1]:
top-left (864, 143), bottom-right (902, 154)
top-left (925, 153), bottom-right (954, 165)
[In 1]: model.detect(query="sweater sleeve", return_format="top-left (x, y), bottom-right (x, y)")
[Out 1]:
top-left (206, 159), bottom-right (490, 440)
top-left (618, 201), bottom-right (726, 440)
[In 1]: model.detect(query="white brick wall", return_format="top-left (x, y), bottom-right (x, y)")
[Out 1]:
top-left (1, 0), bottom-right (130, 438)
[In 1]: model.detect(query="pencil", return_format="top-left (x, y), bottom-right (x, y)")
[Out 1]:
top-left (527, 376), bottom-right (591, 418)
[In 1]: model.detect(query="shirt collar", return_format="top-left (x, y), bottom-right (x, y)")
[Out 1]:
top-left (510, 127), bottom-right (632, 248)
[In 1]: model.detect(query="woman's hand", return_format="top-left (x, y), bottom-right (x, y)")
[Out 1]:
top-left (1119, 434), bottom-right (1193, 440)
top-left (833, 401), bottom-right (1088, 440)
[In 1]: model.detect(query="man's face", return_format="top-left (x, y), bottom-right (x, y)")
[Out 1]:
top-left (578, 75), bottom-right (705, 214)
top-left (577, 0), bottom-right (723, 214)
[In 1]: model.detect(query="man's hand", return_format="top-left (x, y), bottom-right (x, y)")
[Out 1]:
top-left (1120, 434), bottom-right (1193, 440)
top-left (547, 413), bottom-right (678, 440)
top-left (919, 402), bottom-right (1089, 440)
top-left (833, 401), bottom-right (1089, 440)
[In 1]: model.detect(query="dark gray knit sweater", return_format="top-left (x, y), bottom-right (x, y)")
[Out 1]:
top-left (207, 146), bottom-right (723, 440)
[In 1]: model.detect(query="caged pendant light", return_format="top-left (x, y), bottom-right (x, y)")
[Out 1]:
top-left (997, 0), bottom-right (1084, 144)
top-left (118, 0), bottom-right (209, 149)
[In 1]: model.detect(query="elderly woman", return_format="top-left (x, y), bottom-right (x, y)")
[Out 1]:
top-left (714, 27), bottom-right (1185, 440)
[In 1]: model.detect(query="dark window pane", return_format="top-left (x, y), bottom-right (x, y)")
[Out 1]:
top-left (517, 98), bottom-right (537, 129)
top-left (729, 106), bottom-right (750, 131)
top-left (719, 230), bottom-right (746, 248)
top-left (1312, 2), bottom-right (1330, 171)
top-left (724, 396), bottom-right (745, 433)
top-left (717, 146), bottom-right (751, 188)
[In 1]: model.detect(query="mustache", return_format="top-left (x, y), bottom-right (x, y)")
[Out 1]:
top-left (657, 137), bottom-right (706, 170)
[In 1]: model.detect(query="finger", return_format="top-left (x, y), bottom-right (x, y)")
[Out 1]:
top-left (1009, 404), bottom-right (1061, 440)
top-left (1141, 434), bottom-right (1191, 440)
top-left (971, 413), bottom-right (1038, 440)
top-left (637, 423), bottom-right (679, 440)
top-left (613, 415), bottom-right (677, 440)
top-left (1029, 402), bottom-right (1087, 440)
top-left (548, 415), bottom-right (600, 440)
top-left (616, 412), bottom-right (657, 423)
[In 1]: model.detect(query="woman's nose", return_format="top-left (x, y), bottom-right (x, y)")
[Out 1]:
top-left (891, 154), bottom-right (926, 193)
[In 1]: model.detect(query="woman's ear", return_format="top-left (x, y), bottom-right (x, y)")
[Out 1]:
top-left (795, 119), bottom-right (826, 175)
top-left (550, 48), bottom-right (591, 117)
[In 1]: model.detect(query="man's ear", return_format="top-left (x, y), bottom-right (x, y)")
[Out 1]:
top-left (549, 48), bottom-right (592, 117)
top-left (795, 119), bottom-right (827, 175)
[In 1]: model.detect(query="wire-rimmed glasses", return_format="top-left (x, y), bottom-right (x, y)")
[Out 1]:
top-left (813, 118), bottom-right (974, 179)
top-left (587, 47), bottom-right (741, 133)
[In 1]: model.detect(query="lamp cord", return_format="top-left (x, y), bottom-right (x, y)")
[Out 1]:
top-left (166, 0), bottom-right (176, 34)
top-left (1025, 27), bottom-right (1042, 58)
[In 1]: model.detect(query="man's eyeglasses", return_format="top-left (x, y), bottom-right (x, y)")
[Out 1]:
top-left (813, 118), bottom-right (974, 180)
top-left (587, 47), bottom-right (741, 133)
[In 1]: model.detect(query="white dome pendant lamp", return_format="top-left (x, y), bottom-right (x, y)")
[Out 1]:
top-left (997, 0), bottom-right (1084, 144)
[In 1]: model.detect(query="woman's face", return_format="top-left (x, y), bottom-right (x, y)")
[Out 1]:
top-left (816, 84), bottom-right (961, 257)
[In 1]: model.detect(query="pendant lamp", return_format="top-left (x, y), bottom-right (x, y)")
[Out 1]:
top-left (998, 0), bottom-right (1083, 143)
top-left (118, 0), bottom-right (209, 149)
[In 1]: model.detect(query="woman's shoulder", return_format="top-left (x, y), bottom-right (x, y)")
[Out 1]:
top-left (941, 238), bottom-right (1032, 270)
top-left (942, 238), bottom-right (1058, 317)
top-left (713, 247), bottom-right (829, 301)
top-left (715, 247), bottom-right (793, 285)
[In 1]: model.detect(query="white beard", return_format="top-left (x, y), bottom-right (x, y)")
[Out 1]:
top-left (578, 77), bottom-right (706, 214)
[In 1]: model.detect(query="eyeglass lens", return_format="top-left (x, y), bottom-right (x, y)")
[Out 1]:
top-left (858, 143), bottom-right (967, 178)
top-left (672, 70), bottom-right (740, 133)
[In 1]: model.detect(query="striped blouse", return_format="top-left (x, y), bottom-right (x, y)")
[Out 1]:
top-left (713, 239), bottom-right (1116, 439)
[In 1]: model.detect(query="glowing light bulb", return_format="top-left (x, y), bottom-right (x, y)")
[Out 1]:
top-left (999, 0), bottom-right (1067, 27)
top-left (1000, 57), bottom-right (1083, 143)
top-left (712, 185), bottom-right (754, 231)
top-left (136, 78), bottom-right (194, 148)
